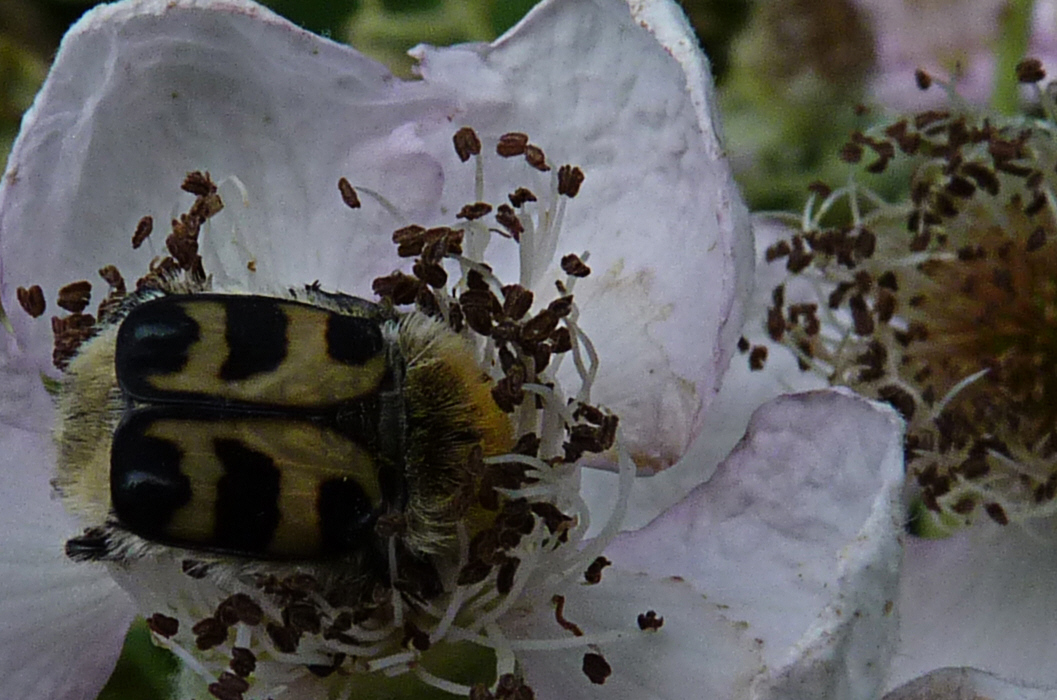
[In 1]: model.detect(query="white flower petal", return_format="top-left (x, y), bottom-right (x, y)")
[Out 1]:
top-left (607, 389), bottom-right (906, 700)
top-left (889, 519), bottom-right (1057, 690)
top-left (884, 667), bottom-right (1057, 700)
top-left (0, 422), bottom-right (136, 700)
top-left (0, 350), bottom-right (56, 432)
top-left (501, 571), bottom-right (762, 699)
top-left (413, 0), bottom-right (753, 471)
top-left (581, 214), bottom-right (829, 534)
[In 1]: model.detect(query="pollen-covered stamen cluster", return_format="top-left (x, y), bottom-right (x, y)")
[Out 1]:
top-left (137, 131), bottom-right (642, 700)
top-left (20, 171), bottom-right (223, 369)
top-left (342, 128), bottom-right (646, 696)
top-left (753, 59), bottom-right (1057, 528)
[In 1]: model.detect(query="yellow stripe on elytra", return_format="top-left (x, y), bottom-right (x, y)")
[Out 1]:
top-left (144, 300), bottom-right (388, 407)
top-left (147, 420), bottom-right (221, 544)
top-left (145, 417), bottom-right (383, 556)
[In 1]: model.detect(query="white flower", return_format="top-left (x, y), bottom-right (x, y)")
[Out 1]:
top-left (0, 1), bottom-right (907, 699)
top-left (740, 61), bottom-right (1057, 698)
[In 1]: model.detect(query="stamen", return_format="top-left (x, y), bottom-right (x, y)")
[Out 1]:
top-left (216, 174), bottom-right (250, 207)
top-left (430, 529), bottom-right (471, 644)
top-left (338, 177), bottom-right (361, 209)
top-left (156, 637), bottom-right (217, 685)
top-left (566, 316), bottom-right (600, 404)
top-left (484, 622), bottom-right (517, 680)
top-left (452, 628), bottom-right (633, 651)
top-left (414, 666), bottom-right (474, 696)
top-left (365, 651), bottom-right (416, 673)
top-left (930, 367), bottom-right (990, 418)
top-left (549, 437), bottom-right (635, 593)
top-left (341, 183), bottom-right (407, 223)
top-left (132, 216), bottom-right (153, 249)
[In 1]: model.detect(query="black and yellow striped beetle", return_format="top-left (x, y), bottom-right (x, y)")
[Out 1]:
top-left (55, 285), bottom-right (513, 574)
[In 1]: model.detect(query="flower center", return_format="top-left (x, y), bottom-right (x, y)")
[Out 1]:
top-left (749, 61), bottom-right (1057, 531)
top-left (26, 129), bottom-right (653, 699)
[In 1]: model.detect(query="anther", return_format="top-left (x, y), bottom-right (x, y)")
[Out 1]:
top-left (497, 133), bottom-right (529, 157)
top-left (765, 240), bottom-right (791, 262)
top-left (16, 285), bottom-right (45, 318)
top-left (807, 180), bottom-right (832, 198)
top-left (338, 177), bottom-right (361, 209)
top-left (637, 610), bottom-right (664, 631)
top-left (524, 144), bottom-right (550, 172)
top-left (583, 556), bottom-right (611, 584)
top-left (840, 142), bottom-right (864, 163)
top-left (132, 216), bottom-right (153, 248)
top-left (560, 253), bottom-right (591, 277)
top-left (501, 284), bottom-right (534, 320)
top-left (508, 187), bottom-right (537, 207)
top-left (403, 621), bottom-right (431, 652)
top-left (229, 647), bottom-right (257, 678)
top-left (1027, 227), bottom-right (1046, 252)
top-left (453, 127), bottom-right (482, 162)
top-left (582, 652), bottom-right (612, 684)
top-left (984, 502), bottom-right (1010, 525)
top-left (1016, 58), bottom-right (1046, 83)
top-left (552, 595), bottom-right (584, 636)
top-left (182, 170), bottom-right (218, 197)
top-left (496, 204), bottom-right (524, 240)
top-left (208, 672), bottom-right (250, 700)
top-left (265, 622), bottom-right (300, 654)
top-left (557, 165), bottom-right (585, 197)
top-left (146, 613), bottom-right (180, 638)
top-left (749, 345), bottom-right (768, 370)
top-left (457, 202), bottom-right (493, 220)
top-left (497, 557), bottom-right (520, 594)
top-left (192, 617), bottom-right (229, 650)
top-left (849, 294), bottom-right (874, 335)
top-left (56, 280), bottom-right (92, 313)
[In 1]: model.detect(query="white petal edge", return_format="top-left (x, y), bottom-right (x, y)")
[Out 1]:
top-left (884, 667), bottom-right (1057, 700)
top-left (607, 388), bottom-right (906, 700)
top-left (0, 422), bottom-right (136, 700)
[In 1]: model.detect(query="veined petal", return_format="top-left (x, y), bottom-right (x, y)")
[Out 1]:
top-left (608, 389), bottom-right (906, 700)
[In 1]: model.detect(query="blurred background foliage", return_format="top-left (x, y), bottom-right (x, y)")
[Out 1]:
top-left (0, 0), bottom-right (1035, 697)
